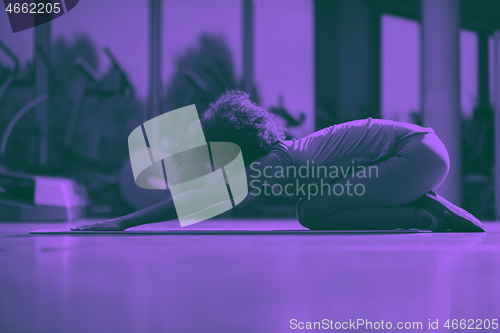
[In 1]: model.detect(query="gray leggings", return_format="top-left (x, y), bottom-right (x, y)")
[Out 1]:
top-left (296, 130), bottom-right (450, 230)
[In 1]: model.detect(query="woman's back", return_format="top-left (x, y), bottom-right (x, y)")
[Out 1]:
top-left (284, 118), bottom-right (397, 169)
top-left (250, 118), bottom-right (433, 187)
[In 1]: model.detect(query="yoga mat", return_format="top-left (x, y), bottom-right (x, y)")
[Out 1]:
top-left (30, 229), bottom-right (430, 235)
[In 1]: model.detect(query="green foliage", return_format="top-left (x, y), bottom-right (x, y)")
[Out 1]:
top-left (166, 33), bottom-right (255, 114)
top-left (52, 34), bottom-right (99, 84)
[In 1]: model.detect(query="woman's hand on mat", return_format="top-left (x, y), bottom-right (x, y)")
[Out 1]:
top-left (71, 217), bottom-right (128, 231)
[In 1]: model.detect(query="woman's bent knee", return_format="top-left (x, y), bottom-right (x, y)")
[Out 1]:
top-left (399, 132), bottom-right (449, 192)
top-left (296, 198), bottom-right (336, 230)
top-left (421, 133), bottom-right (450, 189)
top-left (296, 198), bottom-right (315, 229)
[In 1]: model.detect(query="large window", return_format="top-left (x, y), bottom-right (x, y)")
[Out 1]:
top-left (381, 14), bottom-right (420, 123)
top-left (51, 0), bottom-right (149, 96)
top-left (460, 30), bottom-right (478, 119)
top-left (45, 0), bottom-right (242, 100)
top-left (381, 14), bottom-right (478, 121)
top-left (162, 0), bottom-right (242, 99)
top-left (254, 0), bottom-right (313, 138)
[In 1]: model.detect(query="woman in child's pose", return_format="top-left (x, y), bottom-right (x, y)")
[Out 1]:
top-left (73, 91), bottom-right (484, 232)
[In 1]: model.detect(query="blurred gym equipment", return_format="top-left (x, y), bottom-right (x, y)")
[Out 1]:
top-left (0, 41), bottom-right (19, 101)
top-left (0, 40), bottom-right (87, 221)
top-left (0, 38), bottom-right (147, 219)
top-left (0, 172), bottom-right (86, 221)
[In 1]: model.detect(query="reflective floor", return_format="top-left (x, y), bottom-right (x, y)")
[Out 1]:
top-left (1, 220), bottom-right (499, 333)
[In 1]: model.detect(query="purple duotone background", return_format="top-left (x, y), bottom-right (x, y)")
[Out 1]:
top-left (1, 1), bottom-right (500, 332)
top-left (1, 0), bottom-right (499, 218)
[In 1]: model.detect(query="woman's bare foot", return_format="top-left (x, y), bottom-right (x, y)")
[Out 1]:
top-left (71, 218), bottom-right (128, 231)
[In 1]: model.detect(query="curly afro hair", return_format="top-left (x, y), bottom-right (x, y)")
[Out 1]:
top-left (201, 91), bottom-right (286, 164)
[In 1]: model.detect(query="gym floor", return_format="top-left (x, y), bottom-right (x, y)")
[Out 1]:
top-left (1, 220), bottom-right (499, 333)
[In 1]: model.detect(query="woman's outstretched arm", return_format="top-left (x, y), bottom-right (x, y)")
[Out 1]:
top-left (71, 197), bottom-right (178, 231)
top-left (72, 150), bottom-right (285, 231)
